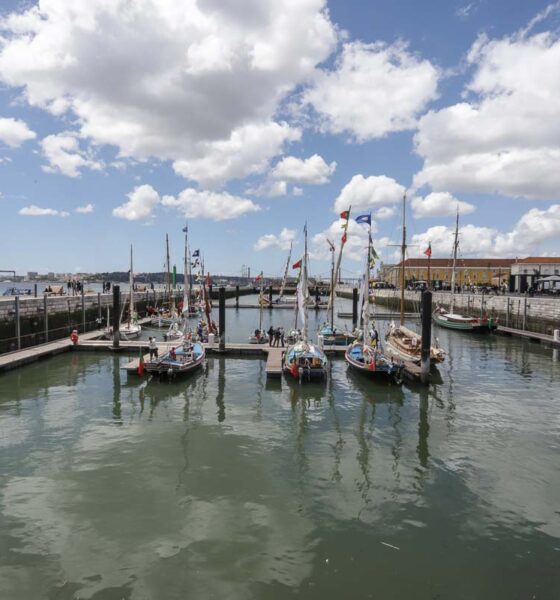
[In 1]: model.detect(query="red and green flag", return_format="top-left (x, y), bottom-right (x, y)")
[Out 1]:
top-left (424, 242), bottom-right (432, 258)
top-left (292, 259), bottom-right (302, 269)
top-left (340, 209), bottom-right (350, 220)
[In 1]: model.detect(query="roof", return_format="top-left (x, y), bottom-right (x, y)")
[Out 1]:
top-left (517, 257), bottom-right (560, 264)
top-left (397, 258), bottom-right (515, 268)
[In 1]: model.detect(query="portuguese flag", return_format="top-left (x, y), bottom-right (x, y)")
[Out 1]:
top-left (292, 259), bottom-right (302, 269)
top-left (340, 210), bottom-right (350, 220)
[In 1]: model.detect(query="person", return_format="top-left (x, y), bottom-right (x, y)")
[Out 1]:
top-left (280, 327), bottom-right (285, 347)
top-left (149, 337), bottom-right (158, 361)
top-left (169, 347), bottom-right (177, 361)
top-left (267, 326), bottom-right (274, 346)
top-left (273, 328), bottom-right (280, 347)
top-left (254, 328), bottom-right (261, 342)
top-left (370, 327), bottom-right (378, 346)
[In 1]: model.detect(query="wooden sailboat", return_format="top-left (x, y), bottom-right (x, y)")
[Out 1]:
top-left (151, 234), bottom-right (180, 327)
top-left (249, 271), bottom-right (269, 343)
top-left (318, 221), bottom-right (357, 347)
top-left (145, 340), bottom-right (205, 378)
top-left (345, 228), bottom-right (403, 382)
top-left (433, 212), bottom-right (497, 332)
top-left (283, 226), bottom-right (328, 382)
top-left (182, 224), bottom-right (199, 318)
top-left (116, 245), bottom-right (142, 339)
top-left (385, 194), bottom-right (445, 364)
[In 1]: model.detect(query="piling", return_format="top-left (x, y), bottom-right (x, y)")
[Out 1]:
top-left (420, 290), bottom-right (432, 384)
top-left (523, 295), bottom-right (528, 331)
top-left (352, 288), bottom-right (358, 328)
top-left (15, 296), bottom-right (21, 350)
top-left (269, 285), bottom-right (273, 306)
top-left (44, 294), bottom-right (49, 342)
top-left (235, 285), bottom-right (240, 308)
top-left (219, 286), bottom-right (226, 352)
top-left (34, 283), bottom-right (37, 297)
top-left (97, 292), bottom-right (102, 320)
top-left (81, 287), bottom-right (86, 332)
top-left (480, 291), bottom-right (485, 318)
top-left (506, 298), bottom-right (510, 327)
top-left (112, 285), bottom-right (120, 349)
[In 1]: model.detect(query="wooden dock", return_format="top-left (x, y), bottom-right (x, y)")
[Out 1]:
top-left (264, 347), bottom-right (284, 378)
top-left (496, 325), bottom-right (560, 346)
top-left (337, 312), bottom-right (420, 320)
top-left (226, 303), bottom-right (328, 310)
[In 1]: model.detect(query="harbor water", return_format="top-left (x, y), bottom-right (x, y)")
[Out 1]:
top-left (0, 303), bottom-right (559, 599)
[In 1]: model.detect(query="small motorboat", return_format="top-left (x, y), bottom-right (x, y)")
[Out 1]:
top-left (145, 341), bottom-right (205, 378)
top-left (248, 328), bottom-right (269, 344)
top-left (345, 341), bottom-right (404, 383)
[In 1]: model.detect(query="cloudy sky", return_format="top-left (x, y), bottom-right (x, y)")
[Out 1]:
top-left (1, 0), bottom-right (560, 278)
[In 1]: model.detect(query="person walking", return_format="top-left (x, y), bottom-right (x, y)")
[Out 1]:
top-left (148, 337), bottom-right (158, 361)
top-left (267, 325), bottom-right (274, 346)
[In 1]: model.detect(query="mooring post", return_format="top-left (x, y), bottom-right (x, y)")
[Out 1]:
top-left (112, 285), bottom-right (120, 349)
top-left (81, 286), bottom-right (86, 333)
top-left (352, 287), bottom-right (358, 329)
top-left (506, 297), bottom-right (510, 327)
top-left (421, 290), bottom-right (432, 384)
top-left (218, 286), bottom-right (226, 351)
top-left (235, 284), bottom-right (239, 308)
top-left (523, 294), bottom-right (527, 331)
top-left (97, 292), bottom-right (102, 320)
top-left (34, 283), bottom-right (37, 298)
top-left (15, 295), bottom-right (21, 350)
top-left (480, 291), bottom-right (485, 319)
top-left (269, 284), bottom-right (273, 306)
top-left (44, 294), bottom-right (49, 342)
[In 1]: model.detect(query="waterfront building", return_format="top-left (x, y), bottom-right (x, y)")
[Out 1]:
top-left (510, 257), bottom-right (560, 292)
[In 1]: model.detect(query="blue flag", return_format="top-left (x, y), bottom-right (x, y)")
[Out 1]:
top-left (192, 249), bottom-right (200, 257)
top-left (355, 214), bottom-right (371, 225)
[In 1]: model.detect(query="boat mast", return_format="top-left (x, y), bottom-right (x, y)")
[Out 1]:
top-left (165, 234), bottom-right (171, 309)
top-left (327, 240), bottom-right (335, 326)
top-left (302, 225), bottom-right (309, 342)
top-left (182, 224), bottom-right (191, 315)
top-left (129, 244), bottom-right (134, 326)
top-left (259, 271), bottom-right (264, 331)
top-left (450, 209), bottom-right (459, 314)
top-left (362, 227), bottom-right (371, 348)
top-left (329, 206), bottom-right (351, 325)
top-left (279, 243), bottom-right (292, 301)
top-left (400, 193), bottom-right (407, 326)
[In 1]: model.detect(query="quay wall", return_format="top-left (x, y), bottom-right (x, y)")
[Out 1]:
top-left (0, 286), bottom-right (253, 354)
top-left (371, 289), bottom-right (560, 335)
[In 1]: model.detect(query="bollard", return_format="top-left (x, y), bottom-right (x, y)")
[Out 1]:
top-left (352, 287), bottom-right (358, 329)
top-left (219, 286), bottom-right (226, 352)
top-left (15, 295), bottom-right (21, 350)
top-left (112, 285), bottom-right (120, 348)
top-left (420, 290), bottom-right (432, 384)
top-left (44, 294), bottom-right (49, 342)
top-left (235, 285), bottom-right (239, 308)
top-left (97, 292), bottom-right (102, 320)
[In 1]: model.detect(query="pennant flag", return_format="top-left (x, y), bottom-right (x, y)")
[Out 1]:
top-left (137, 349), bottom-right (145, 376)
top-left (341, 231), bottom-right (347, 245)
top-left (424, 243), bottom-right (432, 258)
top-left (369, 246), bottom-right (379, 264)
top-left (192, 249), bottom-right (200, 257)
top-left (182, 226), bottom-right (188, 233)
top-left (340, 209), bottom-right (350, 220)
top-left (292, 259), bottom-right (302, 269)
top-left (355, 214), bottom-right (371, 225)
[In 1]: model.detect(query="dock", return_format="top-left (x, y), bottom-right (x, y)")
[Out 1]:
top-left (496, 325), bottom-right (560, 346)
top-left (226, 303), bottom-right (328, 310)
top-left (337, 312), bottom-right (420, 320)
top-left (264, 347), bottom-right (284, 378)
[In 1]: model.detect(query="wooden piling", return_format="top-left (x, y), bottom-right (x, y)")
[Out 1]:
top-left (112, 285), bottom-right (120, 349)
top-left (352, 288), bottom-right (358, 328)
top-left (219, 286), bottom-right (226, 351)
top-left (15, 295), bottom-right (21, 350)
top-left (235, 284), bottom-right (240, 308)
top-left (44, 294), bottom-right (49, 342)
top-left (81, 287), bottom-right (86, 333)
top-left (420, 290), bottom-right (432, 384)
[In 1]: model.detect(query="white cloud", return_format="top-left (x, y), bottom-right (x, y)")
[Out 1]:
top-left (293, 187), bottom-right (304, 196)
top-left (303, 41), bottom-right (439, 141)
top-left (0, 117), bottom-right (36, 147)
top-left (271, 154), bottom-right (336, 184)
top-left (254, 227), bottom-right (297, 251)
top-left (19, 205), bottom-right (69, 217)
top-left (0, 0), bottom-right (336, 185)
top-left (410, 204), bottom-right (560, 257)
top-left (374, 206), bottom-right (396, 220)
top-left (113, 185), bottom-right (160, 221)
top-left (162, 189), bottom-right (260, 221)
top-left (41, 133), bottom-right (103, 178)
top-left (173, 122), bottom-right (301, 188)
top-left (334, 174), bottom-right (405, 214)
top-left (246, 180), bottom-right (288, 198)
top-left (411, 192), bottom-right (476, 218)
top-left (414, 30), bottom-right (560, 199)
top-left (74, 203), bottom-right (94, 214)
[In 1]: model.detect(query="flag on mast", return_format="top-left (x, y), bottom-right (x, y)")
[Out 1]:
top-left (424, 243), bottom-right (432, 257)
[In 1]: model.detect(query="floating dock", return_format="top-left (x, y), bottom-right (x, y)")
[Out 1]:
top-left (337, 312), bottom-right (420, 320)
top-left (226, 303), bottom-right (328, 310)
top-left (496, 325), bottom-right (560, 346)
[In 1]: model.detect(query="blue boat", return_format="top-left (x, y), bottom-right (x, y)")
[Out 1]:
top-left (345, 341), bottom-right (403, 383)
top-left (145, 341), bottom-right (205, 378)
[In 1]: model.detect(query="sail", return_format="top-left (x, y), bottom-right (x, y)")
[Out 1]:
top-left (279, 243), bottom-right (292, 300)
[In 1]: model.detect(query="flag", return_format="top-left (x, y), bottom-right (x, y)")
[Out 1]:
top-left (290, 360), bottom-right (298, 378)
top-left (340, 209), bottom-right (350, 220)
top-left (182, 225), bottom-right (188, 233)
top-left (192, 249), bottom-right (200, 257)
top-left (292, 259), bottom-right (302, 269)
top-left (369, 246), bottom-right (379, 265)
top-left (424, 243), bottom-right (432, 258)
top-left (137, 349), bottom-right (145, 376)
top-left (255, 274), bottom-right (262, 281)
top-left (355, 214), bottom-right (371, 225)
top-left (341, 232), bottom-right (347, 245)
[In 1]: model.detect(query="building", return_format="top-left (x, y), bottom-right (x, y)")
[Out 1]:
top-left (510, 257), bottom-right (560, 292)
top-left (385, 258), bottom-right (515, 289)
top-left (27, 271), bottom-right (38, 280)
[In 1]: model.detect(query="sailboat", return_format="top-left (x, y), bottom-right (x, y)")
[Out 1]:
top-left (108, 245), bottom-right (141, 340)
top-left (249, 271), bottom-right (269, 344)
top-left (385, 194), bottom-right (445, 364)
top-left (345, 228), bottom-right (403, 382)
top-left (433, 212), bottom-right (497, 332)
top-left (260, 243), bottom-right (296, 306)
top-left (145, 340), bottom-right (205, 378)
top-left (283, 226), bottom-right (328, 382)
top-left (182, 224), bottom-right (199, 318)
top-left (151, 234), bottom-right (180, 328)
top-left (318, 216), bottom-right (357, 347)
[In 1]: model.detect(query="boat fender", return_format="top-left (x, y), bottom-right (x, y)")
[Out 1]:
top-left (70, 330), bottom-right (79, 345)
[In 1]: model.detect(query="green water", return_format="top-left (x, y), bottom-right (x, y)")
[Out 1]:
top-left (1, 327), bottom-right (559, 599)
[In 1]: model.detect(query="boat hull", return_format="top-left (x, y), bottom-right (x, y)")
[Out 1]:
top-left (345, 345), bottom-right (403, 382)
top-left (433, 312), bottom-right (496, 332)
top-left (145, 343), bottom-right (205, 378)
top-left (283, 342), bottom-right (328, 382)
top-left (385, 326), bottom-right (445, 365)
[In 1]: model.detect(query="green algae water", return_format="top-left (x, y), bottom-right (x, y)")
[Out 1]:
top-left (1, 323), bottom-right (559, 599)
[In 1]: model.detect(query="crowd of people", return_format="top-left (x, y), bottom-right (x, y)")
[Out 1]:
top-left (267, 326), bottom-right (285, 347)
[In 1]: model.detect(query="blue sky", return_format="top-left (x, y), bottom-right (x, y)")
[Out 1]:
top-left (1, 0), bottom-right (559, 279)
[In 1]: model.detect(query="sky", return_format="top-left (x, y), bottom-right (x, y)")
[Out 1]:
top-left (1, 0), bottom-right (560, 279)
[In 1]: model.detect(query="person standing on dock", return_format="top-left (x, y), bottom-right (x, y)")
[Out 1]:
top-left (268, 326), bottom-right (274, 346)
top-left (280, 327), bottom-right (285, 347)
top-left (149, 337), bottom-right (158, 361)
